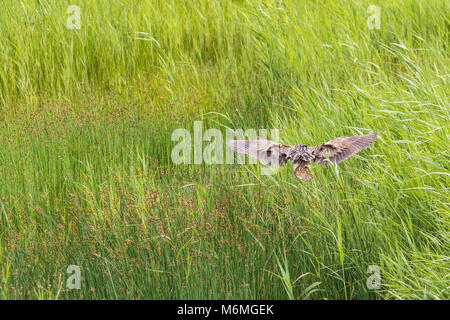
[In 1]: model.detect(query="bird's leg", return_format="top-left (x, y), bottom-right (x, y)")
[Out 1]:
top-left (292, 160), bottom-right (311, 180)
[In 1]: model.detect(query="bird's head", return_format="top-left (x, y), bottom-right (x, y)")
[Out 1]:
top-left (287, 144), bottom-right (307, 162)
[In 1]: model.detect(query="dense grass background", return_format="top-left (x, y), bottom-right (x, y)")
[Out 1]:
top-left (0, 0), bottom-right (448, 299)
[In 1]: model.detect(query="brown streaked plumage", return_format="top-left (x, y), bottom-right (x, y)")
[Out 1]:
top-left (227, 133), bottom-right (378, 180)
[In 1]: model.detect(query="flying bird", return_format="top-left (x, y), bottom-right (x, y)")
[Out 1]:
top-left (227, 133), bottom-right (377, 180)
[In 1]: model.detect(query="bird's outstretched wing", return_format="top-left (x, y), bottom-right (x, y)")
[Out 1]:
top-left (312, 133), bottom-right (377, 167)
top-left (227, 138), bottom-right (292, 166)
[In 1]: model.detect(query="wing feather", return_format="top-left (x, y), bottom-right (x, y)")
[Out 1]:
top-left (312, 133), bottom-right (377, 167)
top-left (227, 138), bottom-right (292, 166)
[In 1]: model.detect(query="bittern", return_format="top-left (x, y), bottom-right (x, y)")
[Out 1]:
top-left (227, 132), bottom-right (377, 180)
